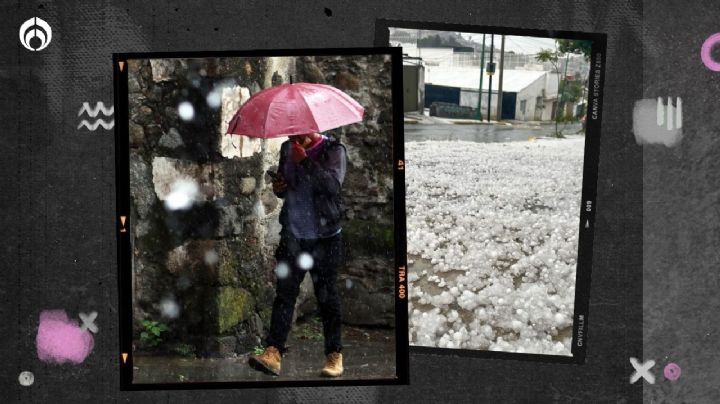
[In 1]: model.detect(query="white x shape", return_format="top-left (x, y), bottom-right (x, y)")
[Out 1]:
top-left (79, 311), bottom-right (99, 333)
top-left (630, 357), bottom-right (655, 384)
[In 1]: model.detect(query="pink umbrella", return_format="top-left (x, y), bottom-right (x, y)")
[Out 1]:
top-left (226, 82), bottom-right (364, 138)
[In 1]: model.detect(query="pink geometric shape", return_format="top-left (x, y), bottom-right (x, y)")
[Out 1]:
top-left (36, 310), bottom-right (94, 364)
top-left (701, 33), bottom-right (720, 72)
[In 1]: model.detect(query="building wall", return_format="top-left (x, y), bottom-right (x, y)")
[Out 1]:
top-left (459, 90), bottom-right (499, 119)
top-left (403, 64), bottom-right (425, 113)
top-left (514, 75), bottom-right (548, 121)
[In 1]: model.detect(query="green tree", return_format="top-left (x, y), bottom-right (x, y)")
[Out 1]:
top-left (558, 39), bottom-right (593, 122)
top-left (562, 80), bottom-right (584, 103)
top-left (557, 39), bottom-right (593, 60)
top-left (537, 40), bottom-right (592, 136)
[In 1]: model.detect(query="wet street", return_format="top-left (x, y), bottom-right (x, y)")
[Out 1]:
top-left (405, 122), bottom-right (583, 143)
top-left (132, 327), bottom-right (397, 384)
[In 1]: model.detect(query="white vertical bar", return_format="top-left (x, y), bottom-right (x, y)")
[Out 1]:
top-left (657, 97), bottom-right (664, 126)
top-left (676, 97), bottom-right (682, 129)
top-left (667, 96), bottom-right (673, 130)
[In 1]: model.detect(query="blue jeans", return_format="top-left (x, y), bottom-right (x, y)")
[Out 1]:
top-left (266, 231), bottom-right (343, 355)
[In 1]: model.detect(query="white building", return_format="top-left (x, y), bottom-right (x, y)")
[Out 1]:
top-left (424, 67), bottom-right (549, 121)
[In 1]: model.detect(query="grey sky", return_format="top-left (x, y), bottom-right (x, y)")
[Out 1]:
top-left (466, 34), bottom-right (558, 55)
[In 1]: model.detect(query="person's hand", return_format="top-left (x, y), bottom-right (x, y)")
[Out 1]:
top-left (272, 175), bottom-right (287, 194)
top-left (290, 142), bottom-right (307, 163)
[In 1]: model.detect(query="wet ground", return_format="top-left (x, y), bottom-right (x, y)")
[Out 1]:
top-left (405, 121), bottom-right (582, 143)
top-left (132, 324), bottom-right (397, 384)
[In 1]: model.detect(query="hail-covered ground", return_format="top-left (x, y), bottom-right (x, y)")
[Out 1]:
top-left (405, 135), bottom-right (584, 356)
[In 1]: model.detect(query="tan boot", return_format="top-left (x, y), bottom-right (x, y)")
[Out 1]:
top-left (320, 352), bottom-right (343, 377)
top-left (248, 346), bottom-right (281, 376)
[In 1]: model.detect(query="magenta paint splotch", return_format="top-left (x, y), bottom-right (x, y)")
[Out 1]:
top-left (36, 310), bottom-right (94, 364)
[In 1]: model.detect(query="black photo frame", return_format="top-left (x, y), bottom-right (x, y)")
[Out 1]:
top-left (114, 46), bottom-right (408, 389)
top-left (375, 19), bottom-right (606, 364)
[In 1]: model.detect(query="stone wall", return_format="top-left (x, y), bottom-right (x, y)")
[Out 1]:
top-left (128, 54), bottom-right (396, 358)
top-left (129, 56), bottom-right (289, 357)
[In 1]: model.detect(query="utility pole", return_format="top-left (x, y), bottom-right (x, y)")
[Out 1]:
top-left (496, 35), bottom-right (505, 122)
top-left (476, 34), bottom-right (486, 121)
top-left (487, 34), bottom-right (494, 122)
top-left (560, 52), bottom-right (569, 118)
top-left (417, 30), bottom-right (422, 60)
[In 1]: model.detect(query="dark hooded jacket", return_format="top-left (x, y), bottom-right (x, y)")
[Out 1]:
top-left (274, 135), bottom-right (347, 238)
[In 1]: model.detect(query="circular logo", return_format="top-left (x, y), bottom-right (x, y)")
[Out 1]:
top-left (663, 362), bottom-right (682, 381)
top-left (18, 371), bottom-right (34, 386)
top-left (701, 33), bottom-right (720, 71)
top-left (19, 17), bottom-right (52, 51)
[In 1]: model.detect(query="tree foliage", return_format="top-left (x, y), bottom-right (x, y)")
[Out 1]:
top-left (418, 34), bottom-right (465, 48)
top-left (557, 39), bottom-right (593, 60)
top-left (561, 80), bottom-right (584, 103)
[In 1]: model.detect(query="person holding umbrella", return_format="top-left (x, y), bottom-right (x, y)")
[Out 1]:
top-left (227, 82), bottom-right (363, 377)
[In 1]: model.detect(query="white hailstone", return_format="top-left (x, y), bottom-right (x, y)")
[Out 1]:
top-left (164, 179), bottom-right (199, 211)
top-left (405, 139), bottom-right (580, 355)
top-left (177, 101), bottom-right (195, 121)
top-left (160, 297), bottom-right (180, 319)
top-left (554, 313), bottom-right (567, 325)
top-left (296, 252), bottom-right (314, 270)
top-left (275, 262), bottom-right (290, 279)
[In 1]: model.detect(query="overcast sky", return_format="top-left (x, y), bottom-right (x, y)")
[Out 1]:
top-left (466, 34), bottom-right (558, 55)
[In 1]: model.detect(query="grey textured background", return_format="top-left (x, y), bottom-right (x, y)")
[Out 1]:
top-left (4, 0), bottom-right (704, 402)
top-left (642, 1), bottom-right (720, 403)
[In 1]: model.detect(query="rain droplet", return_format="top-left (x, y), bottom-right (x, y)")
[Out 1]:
top-left (204, 250), bottom-right (219, 266)
top-left (275, 262), bottom-right (290, 279)
top-left (178, 101), bottom-right (195, 121)
top-left (164, 179), bottom-right (199, 211)
top-left (253, 201), bottom-right (265, 218)
top-left (176, 276), bottom-right (192, 290)
top-left (160, 297), bottom-right (180, 319)
top-left (206, 90), bottom-right (221, 109)
top-left (297, 252), bottom-right (314, 270)
top-left (345, 279), bottom-right (353, 289)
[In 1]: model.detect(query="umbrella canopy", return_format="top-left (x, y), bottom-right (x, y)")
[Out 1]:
top-left (226, 82), bottom-right (364, 138)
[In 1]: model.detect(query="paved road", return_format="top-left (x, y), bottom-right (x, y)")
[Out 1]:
top-left (405, 122), bottom-right (583, 143)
